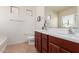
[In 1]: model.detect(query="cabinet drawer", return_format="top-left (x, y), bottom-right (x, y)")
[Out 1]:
top-left (42, 33), bottom-right (48, 39)
top-left (49, 35), bottom-right (79, 53)
top-left (35, 32), bottom-right (41, 39)
top-left (57, 39), bottom-right (79, 53)
top-left (48, 43), bottom-right (60, 53)
top-left (49, 36), bottom-right (59, 45)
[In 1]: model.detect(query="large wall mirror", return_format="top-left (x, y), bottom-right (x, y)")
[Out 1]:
top-left (45, 6), bottom-right (77, 28)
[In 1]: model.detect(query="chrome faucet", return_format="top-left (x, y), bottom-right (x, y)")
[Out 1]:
top-left (68, 26), bottom-right (74, 34)
top-left (42, 20), bottom-right (47, 30)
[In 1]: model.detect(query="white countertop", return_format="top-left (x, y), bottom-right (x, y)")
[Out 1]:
top-left (35, 29), bottom-right (79, 44)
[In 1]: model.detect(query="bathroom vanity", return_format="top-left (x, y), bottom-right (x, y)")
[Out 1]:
top-left (35, 29), bottom-right (79, 53)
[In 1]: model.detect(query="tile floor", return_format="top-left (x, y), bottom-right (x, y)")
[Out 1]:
top-left (4, 42), bottom-right (37, 53)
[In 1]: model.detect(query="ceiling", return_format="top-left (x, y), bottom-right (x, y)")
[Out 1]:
top-left (46, 6), bottom-right (74, 12)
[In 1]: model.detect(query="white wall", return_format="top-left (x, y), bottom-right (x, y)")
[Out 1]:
top-left (45, 7), bottom-right (58, 28)
top-left (58, 7), bottom-right (76, 16)
top-left (10, 6), bottom-right (36, 45)
top-left (35, 6), bottom-right (59, 30)
top-left (0, 6), bottom-right (9, 32)
top-left (35, 6), bottom-right (45, 30)
top-left (17, 6), bottom-right (36, 44)
top-left (0, 6), bottom-right (36, 45)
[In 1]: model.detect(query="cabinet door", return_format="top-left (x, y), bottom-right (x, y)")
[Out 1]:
top-left (42, 34), bottom-right (48, 52)
top-left (35, 32), bottom-right (42, 52)
top-left (48, 43), bottom-right (60, 53)
top-left (60, 48), bottom-right (70, 53)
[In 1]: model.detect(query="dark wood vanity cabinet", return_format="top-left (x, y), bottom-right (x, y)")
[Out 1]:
top-left (48, 36), bottom-right (70, 53)
top-left (35, 31), bottom-right (79, 53)
top-left (35, 32), bottom-right (42, 52)
top-left (41, 33), bottom-right (48, 52)
top-left (35, 31), bottom-right (48, 53)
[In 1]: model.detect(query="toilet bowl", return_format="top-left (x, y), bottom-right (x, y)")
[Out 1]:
top-left (27, 35), bottom-right (34, 45)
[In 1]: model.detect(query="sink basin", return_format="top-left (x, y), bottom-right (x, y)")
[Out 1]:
top-left (58, 32), bottom-right (70, 35)
top-left (41, 28), bottom-right (79, 39)
top-left (58, 32), bottom-right (79, 38)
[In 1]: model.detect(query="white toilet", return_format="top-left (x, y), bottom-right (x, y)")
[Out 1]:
top-left (26, 33), bottom-right (34, 45)
top-left (27, 35), bottom-right (34, 45)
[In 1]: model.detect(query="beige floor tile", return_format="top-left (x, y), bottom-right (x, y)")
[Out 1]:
top-left (4, 42), bottom-right (37, 53)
